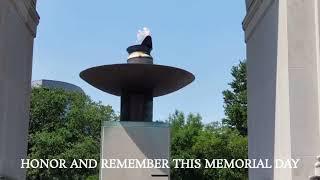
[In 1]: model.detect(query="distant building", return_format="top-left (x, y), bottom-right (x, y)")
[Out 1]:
top-left (32, 79), bottom-right (84, 93)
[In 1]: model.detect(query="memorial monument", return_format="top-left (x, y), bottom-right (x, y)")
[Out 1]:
top-left (0, 0), bottom-right (39, 179)
top-left (80, 34), bottom-right (194, 179)
top-left (244, 0), bottom-right (320, 179)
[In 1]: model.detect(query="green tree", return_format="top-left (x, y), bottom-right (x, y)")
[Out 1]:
top-left (169, 111), bottom-right (248, 180)
top-left (27, 87), bottom-right (117, 179)
top-left (222, 60), bottom-right (247, 136)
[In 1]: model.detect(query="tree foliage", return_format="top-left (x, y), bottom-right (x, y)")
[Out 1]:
top-left (27, 87), bottom-right (117, 179)
top-left (169, 111), bottom-right (248, 180)
top-left (222, 60), bottom-right (247, 136)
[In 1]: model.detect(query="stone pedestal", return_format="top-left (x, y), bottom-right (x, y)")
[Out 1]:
top-left (0, 0), bottom-right (39, 179)
top-left (244, 0), bottom-right (320, 179)
top-left (80, 30), bottom-right (193, 180)
top-left (100, 121), bottom-right (170, 180)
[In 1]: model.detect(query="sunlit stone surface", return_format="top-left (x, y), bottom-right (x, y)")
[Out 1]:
top-left (0, 0), bottom-right (39, 179)
top-left (100, 121), bottom-right (170, 180)
top-left (244, 0), bottom-right (320, 179)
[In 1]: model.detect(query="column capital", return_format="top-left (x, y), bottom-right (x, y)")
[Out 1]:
top-left (242, 0), bottom-right (275, 42)
top-left (9, 0), bottom-right (40, 37)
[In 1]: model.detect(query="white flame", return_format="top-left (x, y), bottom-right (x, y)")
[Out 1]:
top-left (137, 27), bottom-right (151, 43)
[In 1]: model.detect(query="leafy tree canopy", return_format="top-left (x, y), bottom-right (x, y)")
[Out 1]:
top-left (222, 60), bottom-right (247, 136)
top-left (169, 111), bottom-right (248, 180)
top-left (27, 87), bottom-right (117, 179)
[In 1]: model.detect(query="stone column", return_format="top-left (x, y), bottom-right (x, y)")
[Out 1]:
top-left (0, 0), bottom-right (39, 179)
top-left (309, 156), bottom-right (320, 180)
top-left (244, 0), bottom-right (320, 179)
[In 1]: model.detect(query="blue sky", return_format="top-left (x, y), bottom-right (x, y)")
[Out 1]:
top-left (32, 0), bottom-right (246, 123)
